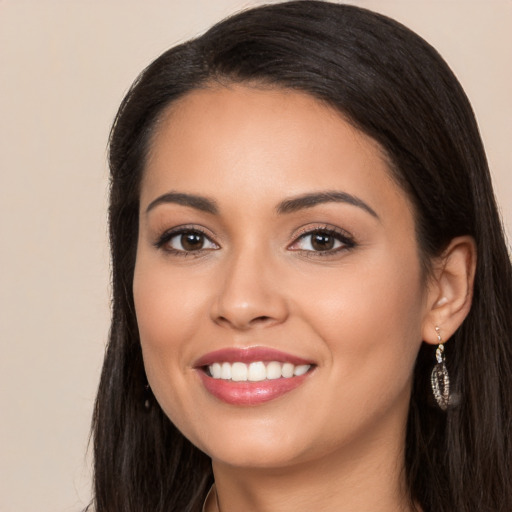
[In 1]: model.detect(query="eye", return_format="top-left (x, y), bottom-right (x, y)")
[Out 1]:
top-left (157, 228), bottom-right (219, 253)
top-left (289, 228), bottom-right (354, 253)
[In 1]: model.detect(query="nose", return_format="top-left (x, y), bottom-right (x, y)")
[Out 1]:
top-left (210, 249), bottom-right (289, 330)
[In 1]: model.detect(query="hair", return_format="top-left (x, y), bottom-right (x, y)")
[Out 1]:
top-left (91, 2), bottom-right (512, 511)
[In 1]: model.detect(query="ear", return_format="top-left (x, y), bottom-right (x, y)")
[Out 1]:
top-left (422, 236), bottom-right (477, 345)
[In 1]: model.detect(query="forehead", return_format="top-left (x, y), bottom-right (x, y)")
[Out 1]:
top-left (141, 84), bottom-right (408, 220)
top-left (149, 84), bottom-right (388, 163)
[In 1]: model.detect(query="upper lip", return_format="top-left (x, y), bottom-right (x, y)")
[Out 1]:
top-left (194, 347), bottom-right (314, 368)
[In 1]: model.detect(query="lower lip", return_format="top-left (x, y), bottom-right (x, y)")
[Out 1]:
top-left (197, 371), bottom-right (310, 406)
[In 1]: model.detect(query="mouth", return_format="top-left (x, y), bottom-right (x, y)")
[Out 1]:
top-left (194, 347), bottom-right (316, 405)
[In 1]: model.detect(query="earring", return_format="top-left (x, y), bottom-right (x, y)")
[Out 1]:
top-left (431, 326), bottom-right (450, 411)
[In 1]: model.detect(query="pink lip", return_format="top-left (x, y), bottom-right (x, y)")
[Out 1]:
top-left (194, 347), bottom-right (313, 367)
top-left (194, 347), bottom-right (315, 406)
top-left (197, 370), bottom-right (311, 406)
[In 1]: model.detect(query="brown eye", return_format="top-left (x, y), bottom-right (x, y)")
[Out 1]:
top-left (289, 228), bottom-right (354, 254)
top-left (180, 232), bottom-right (205, 251)
top-left (163, 229), bottom-right (218, 252)
top-left (310, 233), bottom-right (335, 251)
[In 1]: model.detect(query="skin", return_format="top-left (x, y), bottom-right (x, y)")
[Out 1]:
top-left (133, 85), bottom-right (475, 511)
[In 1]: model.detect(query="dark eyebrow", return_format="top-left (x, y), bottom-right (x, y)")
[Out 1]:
top-left (276, 191), bottom-right (379, 219)
top-left (145, 192), bottom-right (219, 215)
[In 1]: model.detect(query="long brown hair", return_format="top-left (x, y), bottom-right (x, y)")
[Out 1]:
top-left (92, 2), bottom-right (512, 510)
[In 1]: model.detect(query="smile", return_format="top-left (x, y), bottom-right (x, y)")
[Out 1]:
top-left (195, 347), bottom-right (315, 405)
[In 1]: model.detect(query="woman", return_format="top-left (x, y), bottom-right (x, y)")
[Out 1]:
top-left (91, 1), bottom-right (512, 511)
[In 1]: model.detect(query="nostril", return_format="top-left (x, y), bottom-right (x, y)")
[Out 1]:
top-left (250, 315), bottom-right (273, 325)
top-left (215, 314), bottom-right (276, 330)
top-left (212, 291), bottom-right (289, 329)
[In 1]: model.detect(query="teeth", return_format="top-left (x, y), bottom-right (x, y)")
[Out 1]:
top-left (231, 362), bottom-right (248, 381)
top-left (293, 364), bottom-right (310, 376)
top-left (281, 363), bottom-right (294, 378)
top-left (211, 362), bottom-right (222, 379)
top-left (266, 361), bottom-right (282, 380)
top-left (221, 362), bottom-right (231, 380)
top-left (248, 362), bottom-right (266, 381)
top-left (207, 361), bottom-right (311, 381)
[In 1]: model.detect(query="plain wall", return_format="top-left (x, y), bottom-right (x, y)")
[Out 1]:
top-left (0, 1), bottom-right (510, 511)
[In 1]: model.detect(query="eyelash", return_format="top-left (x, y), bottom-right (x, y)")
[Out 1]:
top-left (289, 225), bottom-right (356, 256)
top-left (154, 225), bottom-right (356, 257)
top-left (154, 226), bottom-right (218, 257)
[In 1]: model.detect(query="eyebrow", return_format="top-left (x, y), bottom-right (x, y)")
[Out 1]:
top-left (276, 191), bottom-right (379, 218)
top-left (145, 192), bottom-right (219, 215)
top-left (145, 189), bottom-right (378, 219)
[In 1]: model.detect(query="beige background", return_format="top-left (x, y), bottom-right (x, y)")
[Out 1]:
top-left (0, 1), bottom-right (510, 511)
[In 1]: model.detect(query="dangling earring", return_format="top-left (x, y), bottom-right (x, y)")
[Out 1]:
top-left (431, 326), bottom-right (450, 410)
top-left (144, 383), bottom-right (152, 411)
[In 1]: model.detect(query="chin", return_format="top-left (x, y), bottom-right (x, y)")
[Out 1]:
top-left (184, 415), bottom-right (312, 469)
top-left (209, 441), bottom-right (306, 470)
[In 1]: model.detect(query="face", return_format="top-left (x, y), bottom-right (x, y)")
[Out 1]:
top-left (134, 85), bottom-right (429, 470)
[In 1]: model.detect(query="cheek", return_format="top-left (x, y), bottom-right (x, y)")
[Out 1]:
top-left (133, 258), bottom-right (208, 431)
top-left (133, 254), bottom-right (205, 381)
top-left (134, 250), bottom-right (208, 335)
top-left (294, 251), bottom-right (425, 393)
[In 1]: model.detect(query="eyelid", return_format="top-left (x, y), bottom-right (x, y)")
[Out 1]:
top-left (288, 224), bottom-right (355, 253)
top-left (154, 225), bottom-right (220, 253)
top-left (153, 223), bottom-right (354, 256)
